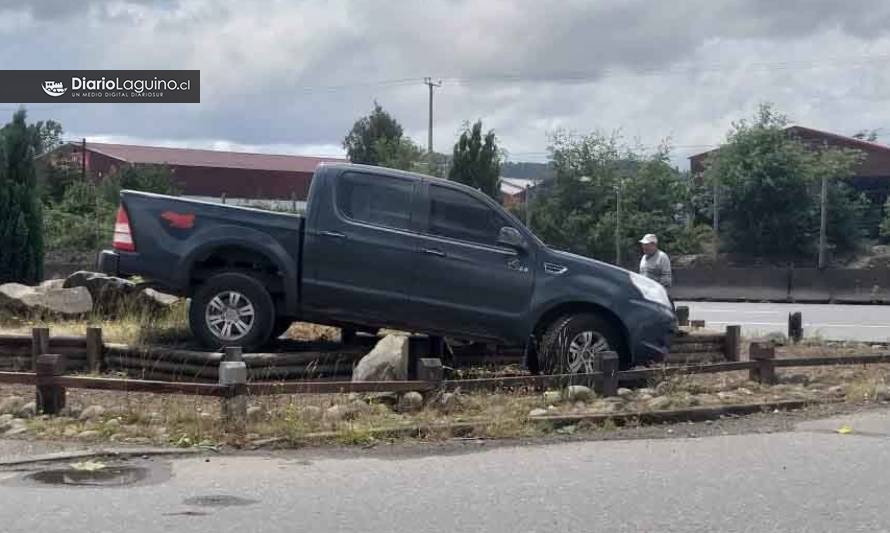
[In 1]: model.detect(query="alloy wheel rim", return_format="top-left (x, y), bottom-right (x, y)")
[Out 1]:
top-left (566, 330), bottom-right (609, 373)
top-left (205, 291), bottom-right (256, 341)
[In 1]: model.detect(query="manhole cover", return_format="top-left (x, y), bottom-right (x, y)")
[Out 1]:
top-left (182, 495), bottom-right (258, 507)
top-left (27, 466), bottom-right (148, 487)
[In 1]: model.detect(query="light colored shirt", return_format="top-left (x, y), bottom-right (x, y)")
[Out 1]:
top-left (640, 249), bottom-right (672, 288)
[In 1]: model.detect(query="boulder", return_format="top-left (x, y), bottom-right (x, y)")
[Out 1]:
top-left (19, 401), bottom-right (36, 418)
top-left (39, 279), bottom-right (66, 290)
top-left (528, 408), bottom-right (548, 417)
top-left (352, 334), bottom-right (409, 382)
top-left (0, 283), bottom-right (92, 316)
top-left (616, 387), bottom-right (634, 398)
top-left (63, 271), bottom-right (179, 316)
top-left (79, 405), bottom-right (106, 421)
top-left (646, 396), bottom-right (672, 410)
top-left (0, 396), bottom-right (25, 416)
top-left (564, 385), bottom-right (595, 402)
top-left (543, 390), bottom-right (562, 404)
top-left (246, 405), bottom-right (264, 422)
top-left (397, 391), bottom-right (424, 413)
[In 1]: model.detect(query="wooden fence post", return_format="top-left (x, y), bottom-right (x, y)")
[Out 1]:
top-left (724, 325), bottom-right (741, 361)
top-left (36, 354), bottom-right (66, 415)
top-left (596, 351), bottom-right (619, 397)
top-left (676, 306), bottom-right (690, 327)
top-left (219, 357), bottom-right (247, 434)
top-left (749, 342), bottom-right (776, 385)
top-left (86, 327), bottom-right (104, 373)
top-left (788, 312), bottom-right (803, 344)
top-left (31, 327), bottom-right (49, 371)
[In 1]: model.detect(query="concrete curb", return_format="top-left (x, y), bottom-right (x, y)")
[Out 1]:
top-left (0, 446), bottom-right (207, 467)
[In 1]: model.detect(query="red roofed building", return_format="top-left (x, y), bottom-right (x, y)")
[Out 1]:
top-left (47, 141), bottom-right (344, 201)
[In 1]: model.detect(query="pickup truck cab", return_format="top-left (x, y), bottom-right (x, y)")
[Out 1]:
top-left (100, 163), bottom-right (675, 372)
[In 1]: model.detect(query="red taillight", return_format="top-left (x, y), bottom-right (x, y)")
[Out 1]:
top-left (113, 205), bottom-right (136, 252)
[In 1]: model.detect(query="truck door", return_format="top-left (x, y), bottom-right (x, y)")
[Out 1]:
top-left (302, 169), bottom-right (421, 326)
top-left (411, 182), bottom-right (535, 342)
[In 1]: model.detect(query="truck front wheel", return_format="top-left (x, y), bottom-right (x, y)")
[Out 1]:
top-left (539, 313), bottom-right (624, 375)
top-left (189, 272), bottom-right (276, 351)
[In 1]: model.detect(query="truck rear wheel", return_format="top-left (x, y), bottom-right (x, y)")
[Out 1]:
top-left (539, 313), bottom-right (623, 375)
top-left (189, 272), bottom-right (276, 351)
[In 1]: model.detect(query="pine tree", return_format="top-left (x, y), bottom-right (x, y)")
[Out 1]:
top-left (448, 121), bottom-right (501, 199)
top-left (0, 109), bottom-right (43, 283)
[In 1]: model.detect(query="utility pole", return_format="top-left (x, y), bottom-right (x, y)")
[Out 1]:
top-left (423, 77), bottom-right (442, 154)
top-left (713, 178), bottom-right (720, 259)
top-left (818, 174), bottom-right (828, 269)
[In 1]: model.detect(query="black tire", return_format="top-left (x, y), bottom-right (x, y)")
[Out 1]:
top-left (538, 313), bottom-right (624, 375)
top-left (189, 272), bottom-right (276, 351)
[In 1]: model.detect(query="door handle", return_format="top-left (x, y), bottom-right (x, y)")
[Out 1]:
top-left (319, 230), bottom-right (346, 239)
top-left (422, 248), bottom-right (446, 257)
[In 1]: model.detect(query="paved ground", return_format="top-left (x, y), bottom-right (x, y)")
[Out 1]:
top-left (679, 301), bottom-right (890, 342)
top-left (3, 408), bottom-right (890, 532)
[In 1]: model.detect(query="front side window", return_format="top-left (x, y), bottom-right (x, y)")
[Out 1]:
top-left (336, 172), bottom-right (413, 230)
top-left (428, 185), bottom-right (509, 246)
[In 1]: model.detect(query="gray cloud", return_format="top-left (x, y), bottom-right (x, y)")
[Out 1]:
top-left (3, 0), bottom-right (890, 163)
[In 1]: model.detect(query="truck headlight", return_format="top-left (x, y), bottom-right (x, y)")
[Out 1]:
top-left (630, 272), bottom-right (672, 309)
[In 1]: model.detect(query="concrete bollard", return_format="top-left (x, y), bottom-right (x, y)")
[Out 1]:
top-left (36, 354), bottom-right (66, 415)
top-left (676, 306), bottom-right (690, 327)
top-left (417, 358), bottom-right (444, 384)
top-left (219, 359), bottom-right (248, 433)
top-left (223, 346), bottom-right (243, 362)
top-left (788, 312), bottom-right (803, 344)
top-left (724, 325), bottom-right (741, 361)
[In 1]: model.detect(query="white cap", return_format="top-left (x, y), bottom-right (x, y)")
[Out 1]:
top-left (639, 233), bottom-right (658, 245)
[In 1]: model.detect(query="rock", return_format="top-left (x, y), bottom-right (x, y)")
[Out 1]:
top-left (3, 425), bottom-right (29, 437)
top-left (543, 390), bottom-right (562, 404)
top-left (397, 392), bottom-right (424, 413)
top-left (63, 426), bottom-right (80, 437)
top-left (300, 405), bottom-right (323, 420)
top-left (646, 396), bottom-right (672, 410)
top-left (351, 334), bottom-right (409, 382)
top-left (104, 418), bottom-right (121, 430)
top-left (39, 279), bottom-right (66, 290)
top-left (717, 391), bottom-right (738, 401)
top-left (875, 385), bottom-right (890, 402)
top-left (736, 387), bottom-right (754, 396)
top-left (638, 393), bottom-right (654, 401)
top-left (827, 385), bottom-right (846, 396)
top-left (655, 381), bottom-right (673, 395)
top-left (133, 288), bottom-right (179, 315)
top-left (637, 388), bottom-right (656, 396)
top-left (60, 404), bottom-right (83, 419)
top-left (19, 401), bottom-right (36, 418)
top-left (589, 400), bottom-right (618, 413)
top-left (564, 385), bottom-right (595, 402)
top-left (246, 406), bottom-right (264, 422)
top-left (617, 387), bottom-right (634, 398)
top-left (324, 404), bottom-right (346, 422)
top-left (0, 282), bottom-right (92, 316)
top-left (79, 405), bottom-right (106, 421)
top-left (0, 396), bottom-right (25, 415)
top-left (528, 408), bottom-right (548, 417)
top-left (76, 430), bottom-right (102, 439)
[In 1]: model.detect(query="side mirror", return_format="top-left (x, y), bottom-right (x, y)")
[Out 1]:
top-left (497, 226), bottom-right (527, 251)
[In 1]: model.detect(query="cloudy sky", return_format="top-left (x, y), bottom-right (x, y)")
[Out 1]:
top-left (3, 0), bottom-right (890, 167)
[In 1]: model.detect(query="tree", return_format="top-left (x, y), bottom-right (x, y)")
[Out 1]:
top-left (0, 109), bottom-right (44, 283)
top-left (530, 130), bottom-right (708, 264)
top-left (375, 137), bottom-right (425, 172)
top-left (449, 121), bottom-right (501, 199)
top-left (343, 102), bottom-right (404, 165)
top-left (702, 104), bottom-right (864, 262)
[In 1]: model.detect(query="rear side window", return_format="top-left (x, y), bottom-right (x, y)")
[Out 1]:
top-left (336, 172), bottom-right (413, 230)
top-left (428, 185), bottom-right (508, 246)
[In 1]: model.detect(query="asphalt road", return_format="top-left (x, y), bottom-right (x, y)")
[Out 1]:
top-left (678, 300), bottom-right (890, 342)
top-left (3, 409), bottom-right (890, 532)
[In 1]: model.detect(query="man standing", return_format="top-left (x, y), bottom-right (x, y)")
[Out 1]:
top-left (639, 233), bottom-right (672, 290)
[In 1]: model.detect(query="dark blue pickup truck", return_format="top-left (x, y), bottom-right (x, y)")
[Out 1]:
top-left (99, 163), bottom-right (675, 372)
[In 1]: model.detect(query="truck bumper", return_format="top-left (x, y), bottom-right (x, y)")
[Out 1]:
top-left (627, 299), bottom-right (677, 365)
top-left (98, 250), bottom-right (120, 277)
